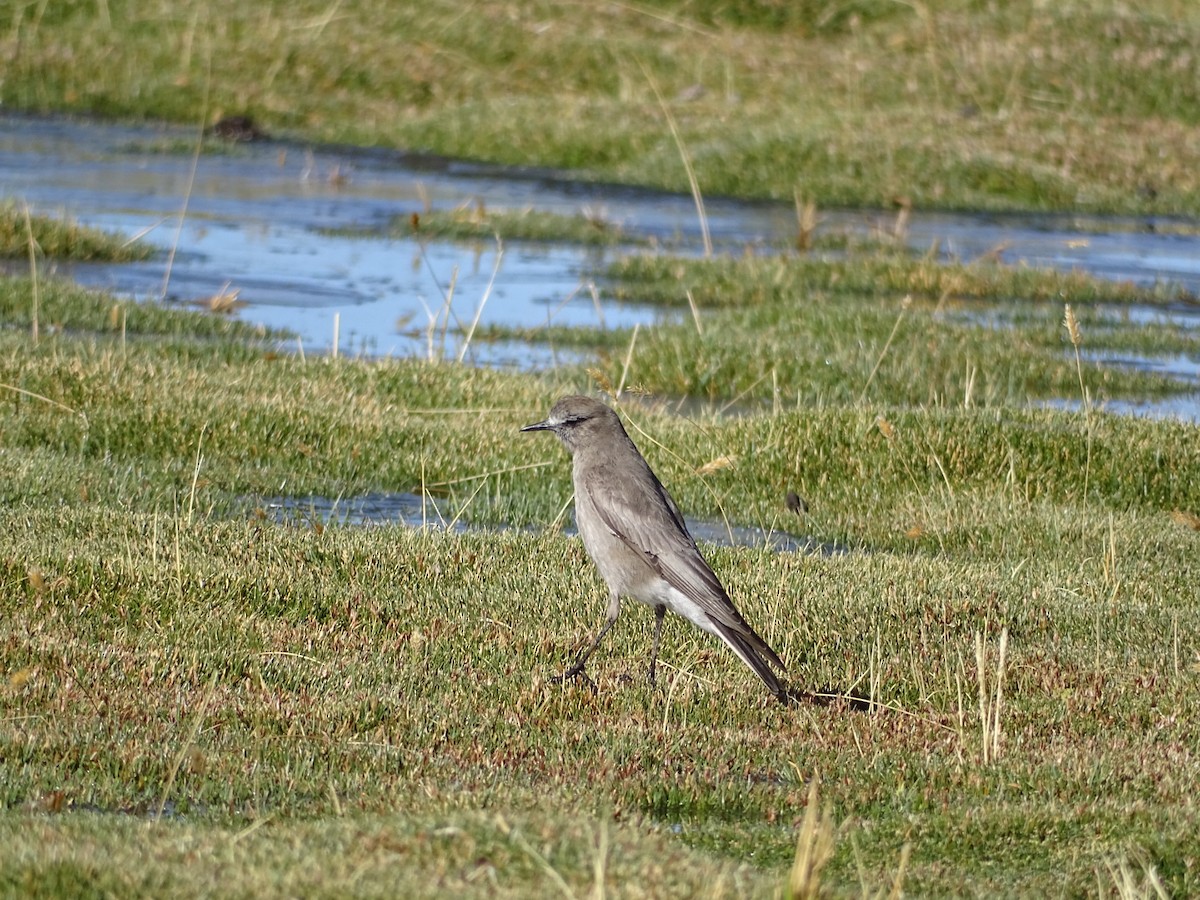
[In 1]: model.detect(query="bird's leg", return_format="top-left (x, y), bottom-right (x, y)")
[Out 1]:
top-left (554, 594), bottom-right (621, 687)
top-left (647, 604), bottom-right (666, 685)
top-left (553, 618), bottom-right (614, 688)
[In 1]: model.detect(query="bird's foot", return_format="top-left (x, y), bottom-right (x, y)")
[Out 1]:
top-left (551, 662), bottom-right (598, 692)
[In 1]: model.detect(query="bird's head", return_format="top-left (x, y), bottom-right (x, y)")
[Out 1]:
top-left (520, 395), bottom-right (618, 454)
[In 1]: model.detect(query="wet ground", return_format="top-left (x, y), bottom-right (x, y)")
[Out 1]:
top-left (5, 113), bottom-right (1197, 550)
top-left (2, 112), bottom-right (1198, 400)
top-left (260, 491), bottom-right (840, 554)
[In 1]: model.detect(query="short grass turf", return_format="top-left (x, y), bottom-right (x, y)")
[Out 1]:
top-left (2, 271), bottom-right (1199, 896)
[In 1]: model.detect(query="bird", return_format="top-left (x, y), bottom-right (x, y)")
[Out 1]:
top-left (521, 395), bottom-right (790, 704)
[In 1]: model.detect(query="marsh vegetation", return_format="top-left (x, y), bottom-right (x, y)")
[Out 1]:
top-left (3, 1), bottom-right (1200, 896)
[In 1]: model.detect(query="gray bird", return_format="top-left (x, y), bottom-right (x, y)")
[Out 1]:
top-left (521, 396), bottom-right (789, 704)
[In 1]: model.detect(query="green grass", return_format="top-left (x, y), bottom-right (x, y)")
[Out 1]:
top-left (4, 1), bottom-right (1200, 214)
top-left (0, 275), bottom-right (279, 343)
top-left (606, 251), bottom-right (1196, 309)
top-left (0, 804), bottom-right (776, 898)
top-left (323, 203), bottom-right (651, 248)
top-left (2, 269), bottom-right (1200, 895)
top-left (477, 247), bottom-right (1200, 409)
top-left (1, 202), bottom-right (152, 262)
top-left (4, 3), bottom-right (1200, 891)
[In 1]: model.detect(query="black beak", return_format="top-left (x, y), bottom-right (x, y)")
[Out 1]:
top-left (520, 419), bottom-right (552, 433)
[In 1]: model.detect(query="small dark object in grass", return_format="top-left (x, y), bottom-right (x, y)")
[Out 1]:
top-left (800, 686), bottom-right (873, 712)
top-left (207, 115), bottom-right (267, 142)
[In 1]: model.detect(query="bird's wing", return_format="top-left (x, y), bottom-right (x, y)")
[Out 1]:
top-left (579, 459), bottom-right (785, 674)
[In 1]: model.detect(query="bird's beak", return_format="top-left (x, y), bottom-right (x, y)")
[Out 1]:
top-left (520, 419), bottom-right (552, 433)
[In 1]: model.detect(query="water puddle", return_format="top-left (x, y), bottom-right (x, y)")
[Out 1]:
top-left (1035, 395), bottom-right (1200, 421)
top-left (2, 113), bottom-right (1198, 414)
top-left (259, 492), bottom-right (838, 554)
top-left (954, 301), bottom-right (1200, 334)
top-left (1082, 350), bottom-right (1200, 383)
top-left (1, 115), bottom-right (670, 361)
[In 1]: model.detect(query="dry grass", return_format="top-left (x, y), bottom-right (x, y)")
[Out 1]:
top-left (785, 778), bottom-right (835, 900)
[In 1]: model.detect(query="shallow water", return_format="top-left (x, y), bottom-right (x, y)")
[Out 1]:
top-left (2, 113), bottom-right (1198, 414)
top-left (1, 115), bottom-right (669, 361)
top-left (260, 491), bottom-right (837, 554)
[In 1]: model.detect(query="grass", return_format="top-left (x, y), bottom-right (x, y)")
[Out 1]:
top-left (4, 1), bottom-right (1200, 214)
top-left (2, 268), bottom-right (1200, 895)
top-left (0, 275), bottom-right (278, 343)
top-left (3, 1), bottom-right (1200, 893)
top-left (324, 203), bottom-right (651, 248)
top-left (0, 202), bottom-right (152, 262)
top-left (476, 246), bottom-right (1200, 409)
top-left (605, 251), bottom-right (1196, 309)
top-left (0, 805), bottom-right (771, 897)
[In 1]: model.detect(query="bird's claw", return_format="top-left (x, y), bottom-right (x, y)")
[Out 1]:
top-left (551, 664), bottom-right (598, 692)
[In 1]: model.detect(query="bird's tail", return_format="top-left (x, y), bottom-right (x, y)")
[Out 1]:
top-left (715, 624), bottom-right (791, 705)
